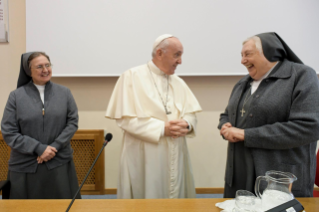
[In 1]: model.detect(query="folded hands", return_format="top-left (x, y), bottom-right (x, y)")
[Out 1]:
top-left (220, 122), bottom-right (245, 143)
top-left (37, 146), bottom-right (58, 164)
top-left (165, 119), bottom-right (189, 139)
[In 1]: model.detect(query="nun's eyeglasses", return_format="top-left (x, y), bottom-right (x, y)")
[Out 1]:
top-left (34, 63), bottom-right (52, 71)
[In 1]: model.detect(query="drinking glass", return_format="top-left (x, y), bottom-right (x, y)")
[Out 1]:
top-left (232, 190), bottom-right (258, 212)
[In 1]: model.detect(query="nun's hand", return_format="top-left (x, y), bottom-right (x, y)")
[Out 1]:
top-left (221, 127), bottom-right (244, 143)
top-left (37, 156), bottom-right (44, 164)
top-left (40, 146), bottom-right (58, 162)
top-left (220, 122), bottom-right (232, 136)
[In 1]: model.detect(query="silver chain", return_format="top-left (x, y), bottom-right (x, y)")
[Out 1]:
top-left (148, 64), bottom-right (171, 114)
top-left (240, 87), bottom-right (252, 117)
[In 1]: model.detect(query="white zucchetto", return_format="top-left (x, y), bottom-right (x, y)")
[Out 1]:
top-left (153, 34), bottom-right (174, 50)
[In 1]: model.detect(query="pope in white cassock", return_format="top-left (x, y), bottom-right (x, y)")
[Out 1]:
top-left (105, 34), bottom-right (202, 199)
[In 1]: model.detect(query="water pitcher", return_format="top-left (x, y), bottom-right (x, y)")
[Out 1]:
top-left (254, 170), bottom-right (297, 211)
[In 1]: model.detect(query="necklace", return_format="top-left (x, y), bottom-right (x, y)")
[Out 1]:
top-left (148, 64), bottom-right (171, 115)
top-left (240, 87), bottom-right (252, 117)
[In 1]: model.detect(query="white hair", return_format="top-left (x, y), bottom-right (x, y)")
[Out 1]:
top-left (152, 38), bottom-right (170, 57)
top-left (243, 36), bottom-right (263, 54)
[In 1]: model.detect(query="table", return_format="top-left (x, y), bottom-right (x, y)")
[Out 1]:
top-left (1, 198), bottom-right (318, 212)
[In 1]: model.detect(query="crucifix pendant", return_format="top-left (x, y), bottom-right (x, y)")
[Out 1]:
top-left (165, 106), bottom-right (171, 115)
top-left (240, 108), bottom-right (245, 117)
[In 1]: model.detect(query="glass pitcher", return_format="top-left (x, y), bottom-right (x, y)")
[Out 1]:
top-left (254, 170), bottom-right (297, 211)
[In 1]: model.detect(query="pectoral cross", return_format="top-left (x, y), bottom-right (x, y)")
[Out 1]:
top-left (240, 108), bottom-right (245, 117)
top-left (165, 106), bottom-right (172, 115)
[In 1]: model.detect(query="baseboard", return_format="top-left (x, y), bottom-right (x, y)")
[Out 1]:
top-left (103, 188), bottom-right (225, 195)
top-left (103, 187), bottom-right (319, 195)
top-left (196, 187), bottom-right (224, 194)
top-left (104, 188), bottom-right (117, 195)
top-left (81, 190), bottom-right (107, 195)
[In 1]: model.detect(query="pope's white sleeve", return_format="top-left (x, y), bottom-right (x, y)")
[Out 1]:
top-left (116, 117), bottom-right (165, 143)
top-left (182, 113), bottom-right (197, 138)
top-left (183, 119), bottom-right (192, 132)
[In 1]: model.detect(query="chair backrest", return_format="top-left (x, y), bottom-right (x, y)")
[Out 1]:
top-left (0, 134), bottom-right (10, 183)
top-left (314, 149), bottom-right (319, 197)
top-left (316, 149), bottom-right (319, 187)
top-left (313, 189), bottom-right (319, 197)
top-left (0, 129), bottom-right (105, 196)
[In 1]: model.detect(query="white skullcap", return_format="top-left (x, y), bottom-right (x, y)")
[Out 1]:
top-left (153, 34), bottom-right (174, 50)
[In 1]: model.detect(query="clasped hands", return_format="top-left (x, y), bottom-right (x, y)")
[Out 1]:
top-left (165, 119), bottom-right (189, 139)
top-left (37, 146), bottom-right (57, 164)
top-left (220, 122), bottom-right (245, 143)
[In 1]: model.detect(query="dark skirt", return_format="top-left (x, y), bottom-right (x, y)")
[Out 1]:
top-left (7, 159), bottom-right (81, 199)
top-left (224, 142), bottom-right (256, 198)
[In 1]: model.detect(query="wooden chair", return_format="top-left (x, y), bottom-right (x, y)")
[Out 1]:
top-left (314, 149), bottom-right (319, 197)
top-left (0, 130), bottom-right (105, 197)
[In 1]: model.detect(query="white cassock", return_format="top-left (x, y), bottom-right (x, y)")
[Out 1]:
top-left (106, 61), bottom-right (202, 199)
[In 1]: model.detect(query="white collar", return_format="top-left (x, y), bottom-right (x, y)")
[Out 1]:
top-left (149, 61), bottom-right (168, 76)
top-left (251, 62), bottom-right (278, 94)
top-left (33, 83), bottom-right (45, 90)
top-left (258, 62), bottom-right (279, 81)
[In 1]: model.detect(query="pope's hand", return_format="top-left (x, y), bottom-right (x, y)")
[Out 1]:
top-left (165, 119), bottom-right (189, 139)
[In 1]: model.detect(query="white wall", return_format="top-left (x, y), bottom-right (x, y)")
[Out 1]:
top-left (26, 0), bottom-right (319, 76)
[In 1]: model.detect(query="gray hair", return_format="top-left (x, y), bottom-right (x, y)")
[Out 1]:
top-left (28, 52), bottom-right (51, 69)
top-left (243, 36), bottom-right (263, 54)
top-left (152, 38), bottom-right (170, 57)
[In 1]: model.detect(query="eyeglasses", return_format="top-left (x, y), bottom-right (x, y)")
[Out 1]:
top-left (33, 63), bottom-right (52, 71)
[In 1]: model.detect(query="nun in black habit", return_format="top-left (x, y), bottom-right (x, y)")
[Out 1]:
top-left (218, 32), bottom-right (319, 198)
top-left (1, 52), bottom-right (81, 199)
